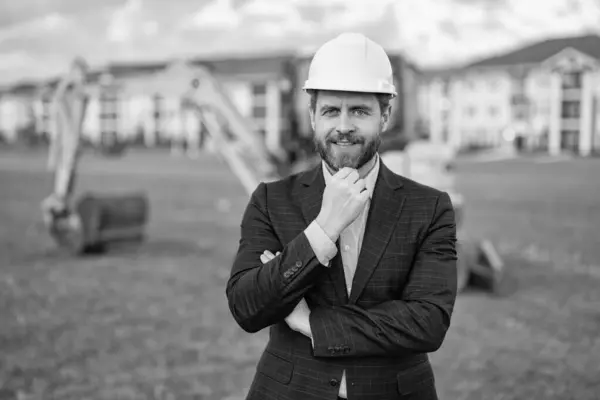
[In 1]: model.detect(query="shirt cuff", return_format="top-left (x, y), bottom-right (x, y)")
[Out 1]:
top-left (304, 220), bottom-right (338, 267)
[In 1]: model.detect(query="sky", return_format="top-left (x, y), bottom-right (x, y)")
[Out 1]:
top-left (1, 0), bottom-right (600, 85)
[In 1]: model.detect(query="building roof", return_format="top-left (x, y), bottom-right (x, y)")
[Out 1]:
top-left (466, 33), bottom-right (600, 69)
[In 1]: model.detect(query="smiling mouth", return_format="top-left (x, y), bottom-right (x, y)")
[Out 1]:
top-left (331, 140), bottom-right (358, 147)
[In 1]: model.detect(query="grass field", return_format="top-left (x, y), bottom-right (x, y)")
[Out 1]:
top-left (0, 149), bottom-right (599, 400)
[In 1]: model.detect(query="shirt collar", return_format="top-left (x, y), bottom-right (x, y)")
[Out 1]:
top-left (322, 153), bottom-right (380, 198)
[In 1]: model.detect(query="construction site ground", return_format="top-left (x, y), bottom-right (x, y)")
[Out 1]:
top-left (0, 148), bottom-right (599, 400)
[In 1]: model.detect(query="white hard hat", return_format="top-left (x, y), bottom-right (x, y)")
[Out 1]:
top-left (303, 32), bottom-right (397, 97)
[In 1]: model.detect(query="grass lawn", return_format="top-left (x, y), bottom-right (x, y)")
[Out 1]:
top-left (0, 149), bottom-right (599, 400)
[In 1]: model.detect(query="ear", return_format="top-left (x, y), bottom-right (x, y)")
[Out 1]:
top-left (380, 105), bottom-right (392, 132)
top-left (309, 107), bottom-right (316, 131)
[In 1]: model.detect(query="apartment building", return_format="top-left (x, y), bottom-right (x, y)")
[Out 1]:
top-left (419, 34), bottom-right (600, 156)
top-left (0, 51), bottom-right (419, 161)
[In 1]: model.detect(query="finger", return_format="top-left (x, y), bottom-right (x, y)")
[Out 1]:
top-left (357, 189), bottom-right (371, 202)
top-left (352, 179), bottom-right (366, 192)
top-left (343, 169), bottom-right (360, 184)
top-left (263, 253), bottom-right (275, 262)
top-left (264, 250), bottom-right (274, 257)
top-left (260, 254), bottom-right (269, 264)
top-left (276, 251), bottom-right (281, 256)
top-left (332, 167), bottom-right (354, 180)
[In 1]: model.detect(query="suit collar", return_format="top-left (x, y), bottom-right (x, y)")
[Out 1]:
top-left (296, 155), bottom-right (407, 305)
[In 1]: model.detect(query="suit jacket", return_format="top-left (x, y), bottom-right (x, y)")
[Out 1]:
top-left (226, 160), bottom-right (458, 400)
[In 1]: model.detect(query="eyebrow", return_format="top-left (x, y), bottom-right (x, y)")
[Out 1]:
top-left (319, 104), bottom-right (374, 112)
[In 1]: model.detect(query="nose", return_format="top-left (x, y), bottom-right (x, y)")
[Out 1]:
top-left (335, 111), bottom-right (355, 134)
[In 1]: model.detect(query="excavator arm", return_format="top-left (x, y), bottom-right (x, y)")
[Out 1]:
top-left (41, 59), bottom-right (88, 253)
top-left (180, 66), bottom-right (281, 195)
top-left (133, 61), bottom-right (281, 196)
top-left (41, 58), bottom-right (90, 240)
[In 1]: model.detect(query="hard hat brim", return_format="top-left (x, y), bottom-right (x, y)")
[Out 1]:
top-left (303, 79), bottom-right (397, 97)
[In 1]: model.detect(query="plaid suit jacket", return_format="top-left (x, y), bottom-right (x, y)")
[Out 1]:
top-left (226, 160), bottom-right (458, 400)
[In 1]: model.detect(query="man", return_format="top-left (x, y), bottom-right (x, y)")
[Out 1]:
top-left (226, 32), bottom-right (457, 400)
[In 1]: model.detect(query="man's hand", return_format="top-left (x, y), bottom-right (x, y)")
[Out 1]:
top-left (316, 167), bottom-right (370, 241)
top-left (260, 250), bottom-right (313, 339)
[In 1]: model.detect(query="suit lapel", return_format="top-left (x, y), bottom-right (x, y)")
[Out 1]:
top-left (294, 163), bottom-right (348, 304)
top-left (349, 162), bottom-right (406, 304)
top-left (329, 246), bottom-right (349, 303)
top-left (295, 163), bottom-right (324, 226)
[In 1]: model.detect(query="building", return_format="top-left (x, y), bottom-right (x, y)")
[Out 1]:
top-left (0, 50), bottom-right (420, 162)
top-left (419, 34), bottom-right (600, 156)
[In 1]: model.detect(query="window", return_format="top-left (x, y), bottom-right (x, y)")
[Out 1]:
top-left (252, 104), bottom-right (267, 119)
top-left (489, 106), bottom-right (499, 117)
top-left (252, 83), bottom-right (267, 96)
top-left (562, 72), bottom-right (582, 89)
top-left (99, 90), bottom-right (120, 138)
top-left (561, 101), bottom-right (580, 119)
top-left (464, 106), bottom-right (476, 118)
top-left (441, 80), bottom-right (451, 97)
top-left (40, 94), bottom-right (53, 139)
top-left (153, 94), bottom-right (164, 137)
top-left (561, 130), bottom-right (579, 151)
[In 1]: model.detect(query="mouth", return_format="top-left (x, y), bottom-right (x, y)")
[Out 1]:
top-left (330, 140), bottom-right (359, 147)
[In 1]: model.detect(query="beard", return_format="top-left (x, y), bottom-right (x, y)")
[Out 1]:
top-left (313, 131), bottom-right (381, 172)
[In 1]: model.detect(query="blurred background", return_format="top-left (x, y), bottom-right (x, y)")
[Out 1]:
top-left (1, 0), bottom-right (600, 399)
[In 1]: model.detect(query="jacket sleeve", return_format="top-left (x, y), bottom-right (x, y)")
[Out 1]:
top-left (226, 182), bottom-right (332, 333)
top-left (309, 192), bottom-right (458, 357)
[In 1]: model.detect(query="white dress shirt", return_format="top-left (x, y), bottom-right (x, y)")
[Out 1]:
top-left (304, 154), bottom-right (381, 399)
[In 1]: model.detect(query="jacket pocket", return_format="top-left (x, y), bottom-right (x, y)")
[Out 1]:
top-left (257, 350), bottom-right (294, 385)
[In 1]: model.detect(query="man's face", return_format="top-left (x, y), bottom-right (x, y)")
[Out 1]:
top-left (310, 90), bottom-right (390, 172)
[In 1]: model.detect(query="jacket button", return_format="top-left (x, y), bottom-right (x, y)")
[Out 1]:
top-left (329, 378), bottom-right (339, 387)
top-left (295, 261), bottom-right (302, 267)
top-left (283, 271), bottom-right (291, 278)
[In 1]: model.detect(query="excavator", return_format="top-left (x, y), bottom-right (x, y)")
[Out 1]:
top-left (41, 57), bottom-right (149, 255)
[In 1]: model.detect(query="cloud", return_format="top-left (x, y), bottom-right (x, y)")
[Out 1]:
top-left (0, 12), bottom-right (70, 44)
top-left (328, 0), bottom-right (395, 29)
top-left (107, 0), bottom-right (159, 43)
top-left (2, 0), bottom-right (600, 84)
top-left (184, 0), bottom-right (241, 30)
top-left (239, 0), bottom-right (315, 35)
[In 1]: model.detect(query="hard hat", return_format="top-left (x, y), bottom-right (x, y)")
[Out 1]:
top-left (303, 32), bottom-right (397, 97)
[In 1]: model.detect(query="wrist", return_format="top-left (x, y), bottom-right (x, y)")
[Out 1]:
top-left (315, 214), bottom-right (340, 242)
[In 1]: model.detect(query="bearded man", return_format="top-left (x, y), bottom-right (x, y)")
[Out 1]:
top-left (226, 32), bottom-right (458, 400)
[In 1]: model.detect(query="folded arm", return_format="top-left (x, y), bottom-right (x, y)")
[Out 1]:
top-left (309, 192), bottom-right (458, 357)
top-left (226, 182), bottom-right (337, 333)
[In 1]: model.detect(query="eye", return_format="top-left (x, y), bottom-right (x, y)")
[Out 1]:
top-left (322, 108), bottom-right (339, 116)
top-left (353, 109), bottom-right (369, 116)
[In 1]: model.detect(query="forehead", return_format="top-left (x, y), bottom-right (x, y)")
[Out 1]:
top-left (316, 90), bottom-right (378, 107)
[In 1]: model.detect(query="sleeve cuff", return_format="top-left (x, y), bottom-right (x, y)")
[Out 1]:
top-left (304, 220), bottom-right (338, 267)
